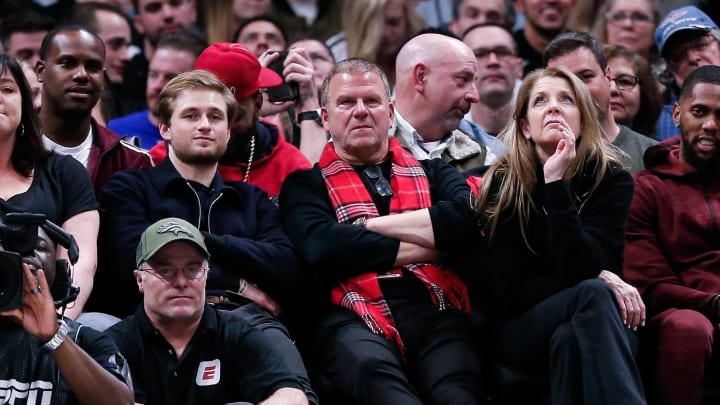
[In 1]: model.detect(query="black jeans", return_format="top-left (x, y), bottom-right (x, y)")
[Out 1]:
top-left (495, 279), bottom-right (646, 405)
top-left (311, 297), bottom-right (483, 405)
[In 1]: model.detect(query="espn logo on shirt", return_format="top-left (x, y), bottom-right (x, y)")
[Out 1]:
top-left (195, 359), bottom-right (221, 386)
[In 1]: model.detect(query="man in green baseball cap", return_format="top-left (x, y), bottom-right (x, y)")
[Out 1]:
top-left (108, 217), bottom-right (308, 405)
top-left (135, 217), bottom-right (210, 268)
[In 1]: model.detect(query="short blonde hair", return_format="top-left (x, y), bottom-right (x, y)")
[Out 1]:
top-left (157, 70), bottom-right (238, 126)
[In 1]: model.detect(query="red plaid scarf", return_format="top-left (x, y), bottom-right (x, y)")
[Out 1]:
top-left (319, 137), bottom-right (471, 356)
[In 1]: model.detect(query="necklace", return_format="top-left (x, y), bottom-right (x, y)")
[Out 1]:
top-left (243, 135), bottom-right (255, 183)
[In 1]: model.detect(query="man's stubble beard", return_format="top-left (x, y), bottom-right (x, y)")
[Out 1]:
top-left (681, 133), bottom-right (720, 175)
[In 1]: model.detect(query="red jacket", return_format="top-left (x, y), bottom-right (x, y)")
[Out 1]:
top-left (89, 119), bottom-right (154, 195)
top-left (624, 137), bottom-right (720, 319)
top-left (149, 120), bottom-right (310, 198)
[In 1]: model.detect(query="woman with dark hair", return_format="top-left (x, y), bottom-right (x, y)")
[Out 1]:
top-left (469, 67), bottom-right (647, 405)
top-left (0, 53), bottom-right (98, 318)
top-left (604, 44), bottom-right (663, 138)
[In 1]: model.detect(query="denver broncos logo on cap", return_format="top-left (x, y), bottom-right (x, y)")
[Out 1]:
top-left (157, 222), bottom-right (195, 238)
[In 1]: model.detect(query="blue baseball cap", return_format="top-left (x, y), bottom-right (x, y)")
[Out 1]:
top-left (656, 6), bottom-right (718, 55)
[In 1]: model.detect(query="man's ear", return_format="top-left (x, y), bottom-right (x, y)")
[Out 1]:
top-left (188, 0), bottom-right (197, 24)
top-left (133, 15), bottom-right (146, 36)
top-left (134, 270), bottom-right (144, 293)
top-left (448, 20), bottom-right (459, 36)
top-left (321, 106), bottom-right (329, 133)
top-left (35, 60), bottom-right (45, 82)
top-left (672, 102), bottom-right (681, 128)
top-left (414, 63), bottom-right (429, 93)
top-left (388, 101), bottom-right (395, 128)
top-left (159, 122), bottom-right (171, 141)
top-left (512, 57), bottom-right (523, 80)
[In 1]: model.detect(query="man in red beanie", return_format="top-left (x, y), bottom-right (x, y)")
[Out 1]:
top-left (150, 43), bottom-right (313, 199)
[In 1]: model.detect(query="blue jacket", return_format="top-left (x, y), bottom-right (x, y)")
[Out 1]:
top-left (89, 158), bottom-right (302, 317)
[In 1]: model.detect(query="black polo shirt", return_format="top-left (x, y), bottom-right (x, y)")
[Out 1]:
top-left (108, 305), bottom-right (301, 404)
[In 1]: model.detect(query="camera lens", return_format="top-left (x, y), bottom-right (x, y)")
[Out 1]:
top-left (0, 267), bottom-right (8, 298)
top-left (0, 251), bottom-right (24, 311)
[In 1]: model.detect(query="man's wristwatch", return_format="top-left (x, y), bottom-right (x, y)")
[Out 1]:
top-left (297, 110), bottom-right (322, 126)
top-left (43, 320), bottom-right (69, 351)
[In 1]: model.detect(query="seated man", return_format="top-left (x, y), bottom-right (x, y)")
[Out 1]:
top-left (148, 43), bottom-right (312, 199)
top-left (653, 6), bottom-right (720, 141)
top-left (95, 69), bottom-right (316, 402)
top-left (280, 58), bottom-right (483, 404)
top-left (0, 214), bottom-right (132, 404)
top-left (544, 31), bottom-right (657, 173)
top-left (624, 65), bottom-right (720, 405)
top-left (36, 26), bottom-right (153, 195)
top-left (393, 33), bottom-right (494, 171)
top-left (107, 217), bottom-right (307, 405)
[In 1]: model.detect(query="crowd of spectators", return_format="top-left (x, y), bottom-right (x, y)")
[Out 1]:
top-left (0, 0), bottom-right (719, 404)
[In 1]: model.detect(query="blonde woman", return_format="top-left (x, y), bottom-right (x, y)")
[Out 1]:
top-left (326, 0), bottom-right (425, 86)
top-left (469, 68), bottom-right (646, 405)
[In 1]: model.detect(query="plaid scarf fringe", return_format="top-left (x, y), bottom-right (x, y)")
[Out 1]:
top-left (320, 138), bottom-right (470, 356)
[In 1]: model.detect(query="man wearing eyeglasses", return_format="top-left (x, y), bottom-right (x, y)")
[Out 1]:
top-left (107, 217), bottom-right (308, 405)
top-left (280, 58), bottom-right (483, 404)
top-left (544, 31), bottom-right (657, 174)
top-left (393, 33), bottom-right (495, 171)
top-left (654, 6), bottom-right (720, 141)
top-left (462, 23), bottom-right (523, 159)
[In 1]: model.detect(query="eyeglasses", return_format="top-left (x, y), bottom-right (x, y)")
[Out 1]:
top-left (605, 11), bottom-right (653, 24)
top-left (472, 46), bottom-right (517, 61)
top-left (138, 265), bottom-right (208, 282)
top-left (363, 165), bottom-right (394, 198)
top-left (667, 34), bottom-right (714, 66)
top-left (610, 74), bottom-right (640, 91)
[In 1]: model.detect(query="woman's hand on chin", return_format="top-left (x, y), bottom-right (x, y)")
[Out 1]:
top-left (543, 123), bottom-right (576, 183)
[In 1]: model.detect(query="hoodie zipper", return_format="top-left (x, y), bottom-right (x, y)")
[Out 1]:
top-left (185, 181), bottom-right (203, 229)
top-left (207, 192), bottom-right (224, 234)
top-left (184, 180), bottom-right (225, 234)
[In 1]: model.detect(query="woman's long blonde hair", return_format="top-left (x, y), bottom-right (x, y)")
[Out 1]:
top-left (476, 67), bottom-right (623, 251)
top-left (343, 0), bottom-right (424, 62)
